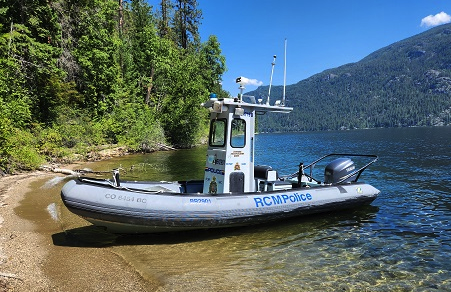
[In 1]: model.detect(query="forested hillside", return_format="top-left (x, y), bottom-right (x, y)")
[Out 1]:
top-left (0, 0), bottom-right (227, 173)
top-left (250, 23), bottom-right (451, 132)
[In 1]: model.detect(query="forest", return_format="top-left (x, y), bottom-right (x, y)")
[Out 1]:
top-left (0, 0), bottom-right (227, 173)
top-left (252, 23), bottom-right (451, 133)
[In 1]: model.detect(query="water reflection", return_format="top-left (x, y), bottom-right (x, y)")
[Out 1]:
top-left (84, 147), bottom-right (207, 181)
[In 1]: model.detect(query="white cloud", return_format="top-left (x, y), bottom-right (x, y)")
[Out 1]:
top-left (236, 76), bottom-right (263, 87)
top-left (421, 11), bottom-right (451, 27)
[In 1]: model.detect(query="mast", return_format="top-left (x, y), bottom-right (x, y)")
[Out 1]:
top-left (282, 38), bottom-right (287, 106)
top-left (267, 55), bottom-right (276, 105)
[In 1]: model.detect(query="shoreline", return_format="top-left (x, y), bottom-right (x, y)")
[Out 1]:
top-left (0, 172), bottom-right (51, 291)
top-left (0, 168), bottom-right (155, 291)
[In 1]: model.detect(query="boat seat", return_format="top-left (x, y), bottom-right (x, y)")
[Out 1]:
top-left (182, 180), bottom-right (204, 193)
top-left (267, 181), bottom-right (292, 191)
top-left (254, 165), bottom-right (278, 181)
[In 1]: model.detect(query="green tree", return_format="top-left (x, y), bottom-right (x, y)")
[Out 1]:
top-left (157, 0), bottom-right (173, 39)
top-left (172, 0), bottom-right (201, 49)
top-left (200, 35), bottom-right (227, 97)
top-left (73, 0), bottom-right (122, 117)
top-left (0, 0), bottom-right (229, 172)
top-left (2, 0), bottom-right (64, 124)
top-left (158, 49), bottom-right (209, 147)
top-left (128, 0), bottom-right (159, 105)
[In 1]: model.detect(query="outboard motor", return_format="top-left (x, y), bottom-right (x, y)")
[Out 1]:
top-left (324, 158), bottom-right (356, 184)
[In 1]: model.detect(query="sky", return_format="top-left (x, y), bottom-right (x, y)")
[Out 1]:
top-left (197, 0), bottom-right (451, 96)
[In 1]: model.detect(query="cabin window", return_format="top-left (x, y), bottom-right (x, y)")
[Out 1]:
top-left (209, 119), bottom-right (227, 147)
top-left (231, 118), bottom-right (246, 148)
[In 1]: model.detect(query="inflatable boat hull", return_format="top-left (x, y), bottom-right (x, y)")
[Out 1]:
top-left (61, 178), bottom-right (379, 233)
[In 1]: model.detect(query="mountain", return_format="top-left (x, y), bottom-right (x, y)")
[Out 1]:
top-left (247, 23), bottom-right (451, 132)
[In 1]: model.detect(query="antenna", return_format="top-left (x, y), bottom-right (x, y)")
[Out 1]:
top-left (282, 38), bottom-right (287, 106)
top-left (267, 55), bottom-right (276, 105)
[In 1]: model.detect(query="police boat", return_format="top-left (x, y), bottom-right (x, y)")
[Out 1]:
top-left (60, 76), bottom-right (380, 234)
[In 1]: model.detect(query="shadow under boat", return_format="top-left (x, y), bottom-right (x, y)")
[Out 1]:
top-left (52, 204), bottom-right (379, 248)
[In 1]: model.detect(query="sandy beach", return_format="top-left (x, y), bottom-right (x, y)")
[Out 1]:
top-left (0, 170), bottom-right (155, 291)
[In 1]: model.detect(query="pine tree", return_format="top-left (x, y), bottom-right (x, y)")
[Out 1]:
top-left (172, 0), bottom-right (201, 49)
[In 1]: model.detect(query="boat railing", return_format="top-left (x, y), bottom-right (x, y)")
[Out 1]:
top-left (282, 153), bottom-right (378, 185)
top-left (78, 177), bottom-right (170, 194)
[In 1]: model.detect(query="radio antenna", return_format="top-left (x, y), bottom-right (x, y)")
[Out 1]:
top-left (267, 55), bottom-right (276, 105)
top-left (282, 38), bottom-right (287, 106)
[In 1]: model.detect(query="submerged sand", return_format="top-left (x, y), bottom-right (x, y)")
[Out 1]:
top-left (0, 170), bottom-right (155, 291)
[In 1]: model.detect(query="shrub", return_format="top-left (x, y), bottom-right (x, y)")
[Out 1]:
top-left (0, 125), bottom-right (44, 173)
top-left (105, 103), bottom-right (167, 151)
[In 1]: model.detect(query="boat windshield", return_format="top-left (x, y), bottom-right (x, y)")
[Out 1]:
top-left (209, 119), bottom-right (226, 147)
top-left (231, 118), bottom-right (245, 148)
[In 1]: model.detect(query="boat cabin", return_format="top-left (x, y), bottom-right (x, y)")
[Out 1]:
top-left (201, 89), bottom-right (292, 194)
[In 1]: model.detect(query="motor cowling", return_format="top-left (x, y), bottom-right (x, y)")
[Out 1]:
top-left (324, 158), bottom-right (356, 184)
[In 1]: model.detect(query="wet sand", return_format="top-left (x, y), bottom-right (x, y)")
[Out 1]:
top-left (0, 170), bottom-right (156, 291)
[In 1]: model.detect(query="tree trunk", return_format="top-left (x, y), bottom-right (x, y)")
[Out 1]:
top-left (118, 0), bottom-right (123, 33)
top-left (145, 67), bottom-right (155, 105)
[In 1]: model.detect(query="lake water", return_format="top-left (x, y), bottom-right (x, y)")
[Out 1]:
top-left (42, 127), bottom-right (451, 290)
